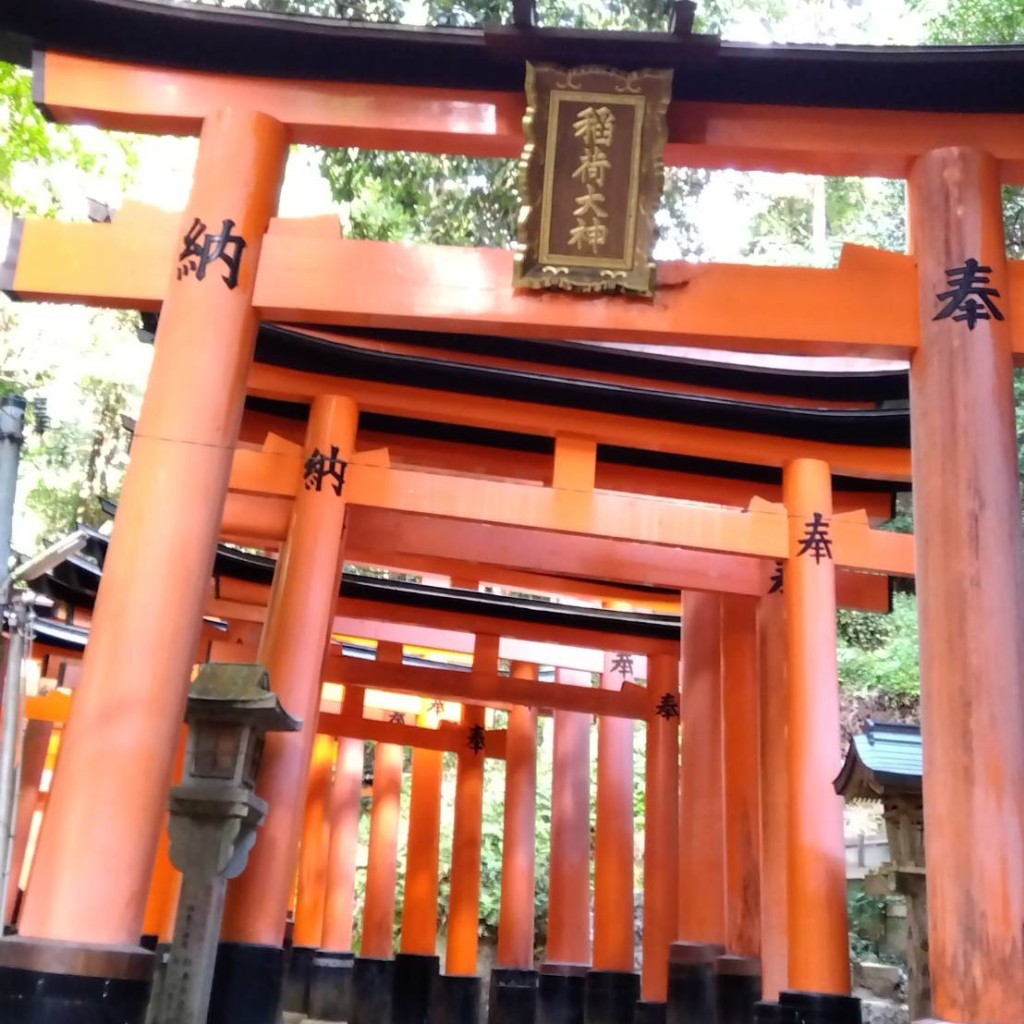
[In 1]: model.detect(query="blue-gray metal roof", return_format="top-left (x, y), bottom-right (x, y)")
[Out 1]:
top-left (834, 720), bottom-right (922, 798)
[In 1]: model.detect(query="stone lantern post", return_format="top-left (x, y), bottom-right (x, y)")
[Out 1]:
top-left (147, 663), bottom-right (300, 1024)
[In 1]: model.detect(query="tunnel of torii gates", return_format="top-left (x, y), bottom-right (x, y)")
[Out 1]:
top-left (1, 6), bottom-right (1024, 1024)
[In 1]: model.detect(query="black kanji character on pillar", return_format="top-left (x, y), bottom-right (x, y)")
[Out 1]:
top-left (388, 711), bottom-right (406, 725)
top-left (177, 217), bottom-right (247, 289)
top-left (768, 560), bottom-right (784, 594)
top-left (655, 692), bottom-right (680, 719)
top-left (796, 512), bottom-right (833, 564)
top-left (467, 724), bottom-right (486, 754)
top-left (610, 652), bottom-right (634, 681)
top-left (303, 445), bottom-right (347, 496)
top-left (933, 258), bottom-right (1004, 330)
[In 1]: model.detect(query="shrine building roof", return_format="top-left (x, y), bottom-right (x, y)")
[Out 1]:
top-left (4, 0), bottom-right (1024, 114)
top-left (834, 720), bottom-right (922, 800)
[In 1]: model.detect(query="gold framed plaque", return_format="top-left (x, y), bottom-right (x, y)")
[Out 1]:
top-left (513, 62), bottom-right (673, 297)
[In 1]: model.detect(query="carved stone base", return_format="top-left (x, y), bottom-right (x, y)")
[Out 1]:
top-left (0, 935), bottom-right (153, 1024)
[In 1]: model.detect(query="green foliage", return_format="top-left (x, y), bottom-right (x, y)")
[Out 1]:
top-left (0, 64), bottom-right (81, 217)
top-left (25, 377), bottom-right (133, 544)
top-left (837, 593), bottom-right (920, 700)
top-left (911, 0), bottom-right (1024, 44)
top-left (322, 150), bottom-right (520, 246)
top-left (847, 886), bottom-right (891, 963)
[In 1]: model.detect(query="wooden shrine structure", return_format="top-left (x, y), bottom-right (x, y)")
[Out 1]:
top-left (0, 3), bottom-right (1022, 1024)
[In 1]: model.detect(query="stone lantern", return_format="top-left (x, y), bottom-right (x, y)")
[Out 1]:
top-left (147, 663), bottom-right (300, 1024)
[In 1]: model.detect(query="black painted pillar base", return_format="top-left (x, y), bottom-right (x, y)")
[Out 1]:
top-left (635, 1002), bottom-right (667, 1024)
top-left (667, 942), bottom-right (725, 1024)
top-left (208, 941), bottom-right (284, 1024)
top-left (352, 955), bottom-right (395, 1024)
top-left (309, 950), bottom-right (355, 1022)
top-left (282, 944), bottom-right (318, 1015)
top-left (584, 970), bottom-right (640, 1024)
top-left (752, 1002), bottom-right (799, 1024)
top-left (715, 956), bottom-right (762, 1024)
top-left (488, 967), bottom-right (538, 1024)
top-left (778, 991), bottom-right (862, 1024)
top-left (393, 952), bottom-right (440, 1024)
top-left (537, 963), bottom-right (588, 1024)
top-left (0, 936), bottom-right (154, 1024)
top-left (431, 973), bottom-right (481, 1024)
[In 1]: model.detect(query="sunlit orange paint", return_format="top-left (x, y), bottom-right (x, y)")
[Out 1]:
top-left (293, 734), bottom-right (337, 949)
top-left (642, 654), bottom-right (679, 1002)
top-left (545, 668), bottom-right (592, 966)
top-left (678, 592), bottom-right (726, 946)
top-left (39, 51), bottom-right (1024, 182)
top-left (361, 737), bottom-right (403, 960)
top-left (18, 108), bottom-right (288, 948)
top-left (320, 736), bottom-right (364, 953)
top-left (446, 637), bottom-right (496, 975)
top-left (593, 647), bottom-right (635, 973)
top-left (400, 706), bottom-right (443, 957)
top-left (783, 459), bottom-right (848, 995)
top-left (496, 664), bottom-right (538, 970)
top-left (140, 731), bottom-right (187, 942)
top-left (757, 594), bottom-right (788, 1001)
top-left (221, 395), bottom-right (359, 946)
top-left (909, 148), bottom-right (1024, 1024)
top-left (249, 363), bottom-right (913, 481)
top-left (721, 596), bottom-right (761, 957)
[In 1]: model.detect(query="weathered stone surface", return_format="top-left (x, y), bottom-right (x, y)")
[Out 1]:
top-left (859, 998), bottom-right (909, 1024)
top-left (853, 962), bottom-right (905, 1001)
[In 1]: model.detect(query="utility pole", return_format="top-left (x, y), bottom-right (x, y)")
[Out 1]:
top-left (0, 394), bottom-right (26, 589)
top-left (0, 392), bottom-right (25, 929)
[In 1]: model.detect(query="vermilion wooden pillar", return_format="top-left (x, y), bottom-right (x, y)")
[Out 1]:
top-left (496, 664), bottom-right (538, 970)
top-left (293, 734), bottom-right (338, 950)
top-left (15, 108), bottom-right (287, 955)
top-left (320, 736), bottom-right (364, 954)
top-left (594, 649), bottom-right (636, 973)
top-left (400, 706), bottom-right (443, 957)
top-left (756, 594), bottom-right (788, 1001)
top-left (221, 393), bottom-right (359, 947)
top-left (140, 730), bottom-right (187, 942)
top-left (4, 721), bottom-right (52, 926)
top-left (678, 592), bottom-right (726, 945)
top-left (546, 668), bottom-right (592, 967)
top-left (446, 690), bottom-right (488, 975)
top-left (783, 458), bottom-right (848, 995)
top-left (642, 653), bottom-right (680, 1002)
top-left (361, 739), bottom-right (404, 959)
top-left (721, 596), bottom-right (761, 957)
top-left (909, 147), bottom-right (1024, 1024)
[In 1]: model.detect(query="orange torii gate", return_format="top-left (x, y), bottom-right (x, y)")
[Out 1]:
top-left (0, 8), bottom-right (1021, 1024)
